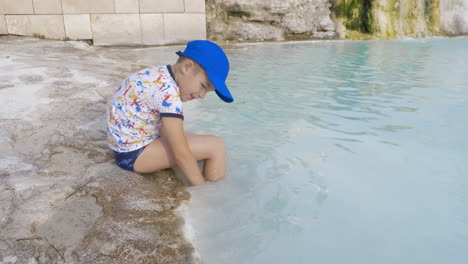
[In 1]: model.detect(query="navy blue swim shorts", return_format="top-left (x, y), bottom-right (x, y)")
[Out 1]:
top-left (113, 146), bottom-right (146, 171)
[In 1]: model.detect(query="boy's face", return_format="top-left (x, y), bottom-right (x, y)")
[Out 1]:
top-left (177, 60), bottom-right (215, 102)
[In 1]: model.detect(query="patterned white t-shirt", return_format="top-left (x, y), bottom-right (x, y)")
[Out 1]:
top-left (107, 65), bottom-right (183, 152)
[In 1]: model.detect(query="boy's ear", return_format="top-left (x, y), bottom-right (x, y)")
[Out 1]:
top-left (182, 59), bottom-right (194, 73)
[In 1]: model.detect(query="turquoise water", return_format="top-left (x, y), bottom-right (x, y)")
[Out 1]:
top-left (125, 37), bottom-right (468, 263)
top-left (185, 37), bottom-right (468, 264)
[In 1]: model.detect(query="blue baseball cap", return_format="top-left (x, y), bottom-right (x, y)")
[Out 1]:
top-left (176, 40), bottom-right (233, 103)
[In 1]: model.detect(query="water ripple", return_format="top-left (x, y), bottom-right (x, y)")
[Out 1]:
top-left (175, 38), bottom-right (468, 264)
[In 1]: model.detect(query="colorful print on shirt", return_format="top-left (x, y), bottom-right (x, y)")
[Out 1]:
top-left (107, 65), bottom-right (183, 152)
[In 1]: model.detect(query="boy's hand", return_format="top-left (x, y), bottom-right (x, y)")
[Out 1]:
top-left (160, 117), bottom-right (206, 185)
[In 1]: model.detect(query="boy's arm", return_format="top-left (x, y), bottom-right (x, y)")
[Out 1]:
top-left (160, 117), bottom-right (206, 185)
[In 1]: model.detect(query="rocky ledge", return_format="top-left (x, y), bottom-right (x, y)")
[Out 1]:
top-left (0, 36), bottom-right (198, 264)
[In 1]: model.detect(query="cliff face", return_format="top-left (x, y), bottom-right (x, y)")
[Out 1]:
top-left (206, 0), bottom-right (468, 41)
top-left (206, 0), bottom-right (337, 41)
top-left (333, 0), bottom-right (442, 39)
top-left (440, 0), bottom-right (468, 35)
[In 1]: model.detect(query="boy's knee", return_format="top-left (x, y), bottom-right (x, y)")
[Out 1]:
top-left (210, 136), bottom-right (226, 153)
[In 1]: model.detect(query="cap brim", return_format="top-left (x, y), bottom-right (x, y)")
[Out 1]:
top-left (210, 75), bottom-right (233, 103)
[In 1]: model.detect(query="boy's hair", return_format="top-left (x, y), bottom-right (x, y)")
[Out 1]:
top-left (176, 56), bottom-right (203, 73)
top-left (176, 55), bottom-right (189, 64)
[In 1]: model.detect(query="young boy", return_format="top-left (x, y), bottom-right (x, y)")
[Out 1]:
top-left (106, 40), bottom-right (233, 185)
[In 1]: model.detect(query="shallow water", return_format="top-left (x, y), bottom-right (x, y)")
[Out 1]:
top-left (131, 37), bottom-right (468, 263)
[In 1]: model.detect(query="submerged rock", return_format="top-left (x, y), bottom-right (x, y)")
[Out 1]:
top-left (0, 36), bottom-right (198, 264)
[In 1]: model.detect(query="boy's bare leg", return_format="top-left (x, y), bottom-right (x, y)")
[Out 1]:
top-left (134, 133), bottom-right (226, 182)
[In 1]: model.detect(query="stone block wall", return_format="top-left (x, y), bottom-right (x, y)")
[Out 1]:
top-left (0, 0), bottom-right (206, 45)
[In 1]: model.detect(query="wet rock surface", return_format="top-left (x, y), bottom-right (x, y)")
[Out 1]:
top-left (0, 36), bottom-right (197, 263)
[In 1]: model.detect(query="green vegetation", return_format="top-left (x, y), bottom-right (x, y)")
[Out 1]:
top-left (382, 0), bottom-right (401, 39)
top-left (424, 0), bottom-right (440, 34)
top-left (227, 11), bottom-right (251, 18)
top-left (226, 35), bottom-right (236, 41)
top-left (62, 37), bottom-right (71, 41)
top-left (333, 0), bottom-right (442, 39)
top-left (285, 31), bottom-right (312, 40)
top-left (333, 0), bottom-right (374, 34)
top-left (345, 30), bottom-right (375, 40)
top-left (32, 33), bottom-right (45, 39)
